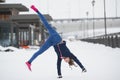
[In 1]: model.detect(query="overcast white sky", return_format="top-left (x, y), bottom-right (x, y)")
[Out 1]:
top-left (5, 0), bottom-right (120, 19)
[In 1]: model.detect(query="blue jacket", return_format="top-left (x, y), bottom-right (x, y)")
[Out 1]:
top-left (53, 41), bottom-right (72, 58)
top-left (53, 41), bottom-right (84, 76)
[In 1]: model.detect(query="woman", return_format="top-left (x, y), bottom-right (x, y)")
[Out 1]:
top-left (54, 41), bottom-right (87, 78)
top-left (25, 5), bottom-right (87, 78)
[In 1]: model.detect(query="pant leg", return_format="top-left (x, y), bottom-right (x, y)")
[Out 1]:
top-left (37, 10), bottom-right (62, 42)
top-left (28, 36), bottom-right (52, 63)
top-left (37, 11), bottom-right (58, 35)
top-left (57, 57), bottom-right (62, 76)
top-left (37, 11), bottom-right (62, 43)
top-left (69, 53), bottom-right (84, 69)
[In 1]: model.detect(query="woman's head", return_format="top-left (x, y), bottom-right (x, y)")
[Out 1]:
top-left (64, 57), bottom-right (70, 63)
top-left (64, 57), bottom-right (76, 67)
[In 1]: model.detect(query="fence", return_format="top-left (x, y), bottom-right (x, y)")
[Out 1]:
top-left (81, 32), bottom-right (120, 48)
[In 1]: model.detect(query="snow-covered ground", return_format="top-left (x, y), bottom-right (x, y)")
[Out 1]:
top-left (0, 40), bottom-right (120, 80)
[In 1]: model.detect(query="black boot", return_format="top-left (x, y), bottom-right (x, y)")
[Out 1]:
top-left (58, 75), bottom-right (62, 78)
top-left (82, 68), bottom-right (87, 72)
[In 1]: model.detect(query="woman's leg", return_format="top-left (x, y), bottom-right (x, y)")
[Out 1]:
top-left (31, 5), bottom-right (59, 35)
top-left (31, 5), bottom-right (62, 45)
top-left (26, 35), bottom-right (61, 71)
top-left (28, 36), bottom-right (52, 63)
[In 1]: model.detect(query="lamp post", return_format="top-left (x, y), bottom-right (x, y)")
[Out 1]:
top-left (115, 0), bottom-right (118, 18)
top-left (86, 11), bottom-right (89, 37)
top-left (103, 0), bottom-right (107, 36)
top-left (103, 0), bottom-right (108, 46)
top-left (92, 0), bottom-right (95, 37)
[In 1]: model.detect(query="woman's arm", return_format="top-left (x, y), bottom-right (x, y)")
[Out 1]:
top-left (57, 57), bottom-right (62, 76)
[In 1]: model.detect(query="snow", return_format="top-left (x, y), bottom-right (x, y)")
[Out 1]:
top-left (0, 40), bottom-right (120, 80)
top-left (0, 46), bottom-right (19, 51)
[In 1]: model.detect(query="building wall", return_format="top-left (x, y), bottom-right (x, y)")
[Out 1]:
top-left (0, 0), bottom-right (5, 2)
top-left (0, 11), bottom-right (11, 20)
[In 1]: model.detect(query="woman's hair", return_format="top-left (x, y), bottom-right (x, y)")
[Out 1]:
top-left (68, 58), bottom-right (77, 67)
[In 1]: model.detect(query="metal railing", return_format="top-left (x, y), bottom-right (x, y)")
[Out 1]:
top-left (81, 32), bottom-right (120, 48)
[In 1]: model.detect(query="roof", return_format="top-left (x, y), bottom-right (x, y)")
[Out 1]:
top-left (0, 4), bottom-right (29, 12)
top-left (10, 14), bottom-right (53, 21)
top-left (10, 14), bottom-right (53, 26)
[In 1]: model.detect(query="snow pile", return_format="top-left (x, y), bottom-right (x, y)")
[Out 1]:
top-left (0, 41), bottom-right (120, 80)
top-left (0, 46), bottom-right (4, 50)
top-left (28, 46), bottom-right (40, 50)
top-left (0, 46), bottom-right (19, 52)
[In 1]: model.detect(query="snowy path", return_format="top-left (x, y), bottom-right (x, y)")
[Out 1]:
top-left (0, 41), bottom-right (120, 80)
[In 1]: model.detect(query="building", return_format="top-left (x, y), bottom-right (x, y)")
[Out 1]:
top-left (0, 4), bottom-right (52, 47)
top-left (0, 0), bottom-right (5, 2)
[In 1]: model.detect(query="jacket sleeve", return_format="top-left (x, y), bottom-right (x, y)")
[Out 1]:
top-left (70, 53), bottom-right (84, 69)
top-left (57, 57), bottom-right (62, 75)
